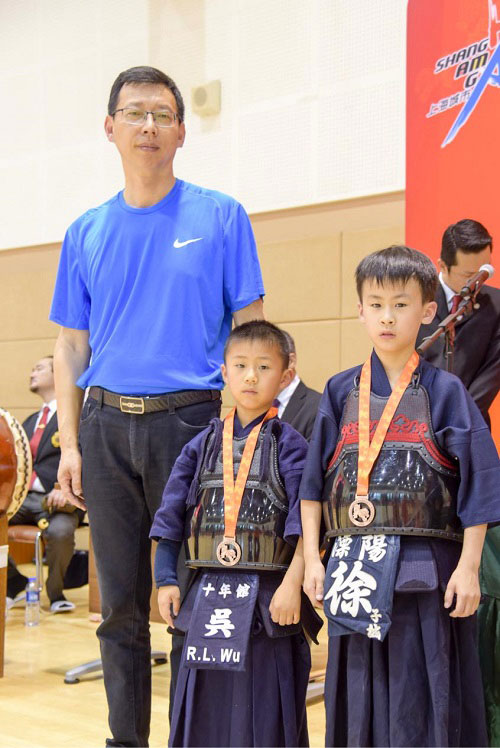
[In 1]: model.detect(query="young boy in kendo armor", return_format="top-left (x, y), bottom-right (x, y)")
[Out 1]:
top-left (300, 246), bottom-right (500, 747)
top-left (151, 320), bottom-right (321, 748)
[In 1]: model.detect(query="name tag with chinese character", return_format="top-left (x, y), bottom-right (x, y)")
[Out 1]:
top-left (323, 534), bottom-right (400, 641)
top-left (183, 571), bottom-right (259, 671)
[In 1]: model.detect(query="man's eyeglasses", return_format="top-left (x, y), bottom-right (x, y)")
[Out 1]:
top-left (112, 108), bottom-right (178, 128)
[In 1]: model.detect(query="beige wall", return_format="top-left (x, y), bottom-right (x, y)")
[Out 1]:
top-left (0, 244), bottom-right (61, 424)
top-left (0, 191), bottom-right (404, 423)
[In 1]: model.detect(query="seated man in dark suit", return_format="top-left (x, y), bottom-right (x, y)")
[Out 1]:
top-left (276, 331), bottom-right (321, 441)
top-left (416, 218), bottom-right (500, 426)
top-left (7, 355), bottom-right (82, 613)
top-left (416, 218), bottom-right (500, 745)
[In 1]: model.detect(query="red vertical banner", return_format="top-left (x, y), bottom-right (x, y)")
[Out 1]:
top-left (406, 0), bottom-right (500, 446)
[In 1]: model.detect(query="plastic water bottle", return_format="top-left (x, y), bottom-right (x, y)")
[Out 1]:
top-left (25, 577), bottom-right (40, 627)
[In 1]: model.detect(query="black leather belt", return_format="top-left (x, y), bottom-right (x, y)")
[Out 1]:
top-left (88, 387), bottom-right (221, 415)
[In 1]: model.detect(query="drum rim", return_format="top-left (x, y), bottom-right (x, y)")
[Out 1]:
top-left (0, 407), bottom-right (32, 519)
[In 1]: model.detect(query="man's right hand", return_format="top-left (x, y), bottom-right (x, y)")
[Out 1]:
top-left (58, 448), bottom-right (86, 510)
top-left (303, 558), bottom-right (325, 608)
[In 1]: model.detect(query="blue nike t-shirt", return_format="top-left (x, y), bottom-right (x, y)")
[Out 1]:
top-left (50, 179), bottom-right (265, 394)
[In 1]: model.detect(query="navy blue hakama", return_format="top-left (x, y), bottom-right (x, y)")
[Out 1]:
top-left (325, 567), bottom-right (488, 747)
top-left (170, 616), bottom-right (311, 747)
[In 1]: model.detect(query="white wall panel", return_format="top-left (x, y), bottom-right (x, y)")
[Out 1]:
top-left (0, 0), bottom-right (149, 249)
top-left (0, 0), bottom-right (407, 249)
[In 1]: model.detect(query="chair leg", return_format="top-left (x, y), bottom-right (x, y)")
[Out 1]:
top-left (64, 650), bottom-right (168, 684)
top-left (35, 531), bottom-right (44, 592)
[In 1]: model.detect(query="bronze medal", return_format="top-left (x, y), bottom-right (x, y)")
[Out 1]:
top-left (220, 406), bottom-right (277, 567)
top-left (216, 536), bottom-right (242, 566)
top-left (350, 351), bottom-right (420, 529)
top-left (348, 496), bottom-right (376, 527)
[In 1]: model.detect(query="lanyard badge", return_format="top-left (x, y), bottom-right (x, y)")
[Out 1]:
top-left (216, 406), bottom-right (277, 566)
top-left (349, 351), bottom-right (420, 528)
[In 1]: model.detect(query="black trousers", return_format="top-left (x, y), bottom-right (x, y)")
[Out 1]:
top-left (8, 491), bottom-right (79, 602)
top-left (79, 394), bottom-right (220, 747)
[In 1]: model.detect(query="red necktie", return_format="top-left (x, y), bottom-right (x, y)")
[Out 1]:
top-left (29, 405), bottom-right (50, 489)
top-left (450, 294), bottom-right (462, 314)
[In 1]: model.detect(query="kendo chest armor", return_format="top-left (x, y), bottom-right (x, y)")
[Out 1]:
top-left (323, 380), bottom-right (462, 542)
top-left (186, 427), bottom-right (294, 570)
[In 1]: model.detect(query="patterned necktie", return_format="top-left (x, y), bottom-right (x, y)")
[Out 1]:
top-left (450, 294), bottom-right (462, 314)
top-left (29, 405), bottom-right (50, 489)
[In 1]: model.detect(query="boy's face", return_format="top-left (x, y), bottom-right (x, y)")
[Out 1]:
top-left (358, 278), bottom-right (437, 356)
top-left (221, 340), bottom-right (292, 422)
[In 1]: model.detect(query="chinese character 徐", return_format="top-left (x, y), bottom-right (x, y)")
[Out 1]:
top-left (324, 560), bottom-right (377, 618)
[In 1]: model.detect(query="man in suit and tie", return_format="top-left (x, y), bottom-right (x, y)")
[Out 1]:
top-left (7, 355), bottom-right (81, 612)
top-left (416, 218), bottom-right (500, 426)
top-left (276, 332), bottom-right (321, 441)
top-left (416, 218), bottom-right (500, 745)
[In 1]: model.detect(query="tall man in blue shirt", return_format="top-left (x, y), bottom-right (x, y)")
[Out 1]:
top-left (50, 66), bottom-right (264, 747)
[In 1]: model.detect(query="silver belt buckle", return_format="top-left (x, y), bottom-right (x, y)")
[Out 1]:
top-left (119, 396), bottom-right (145, 414)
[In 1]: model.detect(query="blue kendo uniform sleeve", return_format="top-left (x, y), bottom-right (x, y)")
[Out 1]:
top-left (276, 423), bottom-right (309, 542)
top-left (222, 201), bottom-right (265, 312)
top-left (150, 428), bottom-right (209, 542)
top-left (154, 539), bottom-right (182, 588)
top-left (49, 224), bottom-right (91, 329)
top-left (431, 371), bottom-right (500, 528)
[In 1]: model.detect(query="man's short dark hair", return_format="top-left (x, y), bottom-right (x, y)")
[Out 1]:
top-left (355, 245), bottom-right (438, 303)
top-left (441, 219), bottom-right (492, 268)
top-left (108, 66), bottom-right (185, 122)
top-left (42, 355), bottom-right (54, 371)
top-left (224, 321), bottom-right (289, 368)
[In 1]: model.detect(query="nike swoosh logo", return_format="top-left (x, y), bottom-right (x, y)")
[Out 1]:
top-left (173, 237), bottom-right (203, 248)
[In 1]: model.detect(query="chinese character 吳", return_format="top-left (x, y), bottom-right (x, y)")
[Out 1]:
top-left (218, 583), bottom-right (232, 599)
top-left (236, 583), bottom-right (251, 598)
top-left (324, 560), bottom-right (377, 618)
top-left (332, 536), bottom-right (352, 559)
top-left (204, 608), bottom-right (235, 638)
top-left (359, 535), bottom-right (387, 563)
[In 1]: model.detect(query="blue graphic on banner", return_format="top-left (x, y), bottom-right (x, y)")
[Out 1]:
top-left (424, 1), bottom-right (500, 146)
top-left (183, 571), bottom-right (259, 671)
top-left (443, 42), bottom-right (500, 146)
top-left (324, 535), bottom-right (400, 641)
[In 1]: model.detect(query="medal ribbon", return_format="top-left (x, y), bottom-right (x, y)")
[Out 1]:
top-left (222, 406), bottom-right (278, 539)
top-left (357, 351), bottom-right (420, 496)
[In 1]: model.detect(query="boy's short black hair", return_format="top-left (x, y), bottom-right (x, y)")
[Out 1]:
top-left (108, 66), bottom-right (185, 122)
top-left (282, 330), bottom-right (296, 356)
top-left (355, 245), bottom-right (438, 303)
top-left (441, 219), bottom-right (492, 268)
top-left (224, 321), bottom-right (289, 368)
